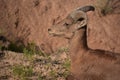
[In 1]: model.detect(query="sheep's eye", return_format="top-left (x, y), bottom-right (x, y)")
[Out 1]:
top-left (64, 23), bottom-right (69, 26)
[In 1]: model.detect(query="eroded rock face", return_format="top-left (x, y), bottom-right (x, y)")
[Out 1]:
top-left (87, 0), bottom-right (120, 53)
top-left (0, 0), bottom-right (94, 53)
top-left (1, 0), bottom-right (119, 53)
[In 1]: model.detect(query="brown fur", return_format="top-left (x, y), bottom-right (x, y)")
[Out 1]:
top-left (69, 29), bottom-right (120, 80)
top-left (48, 6), bottom-right (120, 80)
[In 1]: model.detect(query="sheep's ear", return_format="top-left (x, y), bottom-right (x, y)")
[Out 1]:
top-left (76, 17), bottom-right (87, 30)
top-left (70, 11), bottom-right (87, 30)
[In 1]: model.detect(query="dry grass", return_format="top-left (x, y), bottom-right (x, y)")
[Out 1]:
top-left (0, 49), bottom-right (71, 80)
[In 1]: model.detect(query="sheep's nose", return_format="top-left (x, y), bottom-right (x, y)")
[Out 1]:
top-left (48, 28), bottom-right (51, 31)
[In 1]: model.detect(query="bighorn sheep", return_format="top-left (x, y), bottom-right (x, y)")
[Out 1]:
top-left (48, 6), bottom-right (120, 80)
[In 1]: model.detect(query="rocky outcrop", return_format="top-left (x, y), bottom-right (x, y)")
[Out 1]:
top-left (0, 0), bottom-right (94, 53)
top-left (87, 0), bottom-right (120, 53)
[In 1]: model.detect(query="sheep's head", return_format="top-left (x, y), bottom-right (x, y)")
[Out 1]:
top-left (48, 10), bottom-right (87, 39)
